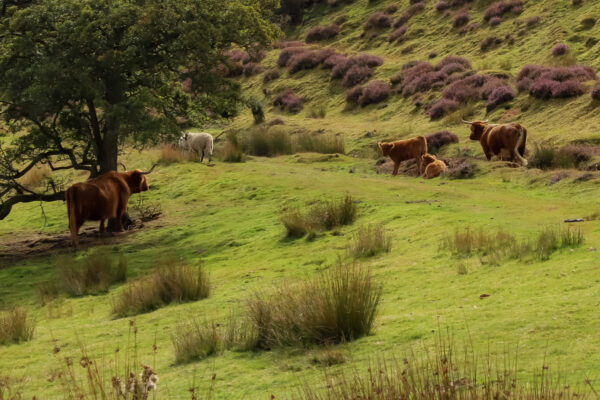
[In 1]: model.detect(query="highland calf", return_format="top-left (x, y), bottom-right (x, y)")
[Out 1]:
top-left (378, 136), bottom-right (428, 176)
top-left (179, 132), bottom-right (214, 163)
top-left (66, 165), bottom-right (156, 248)
top-left (421, 153), bottom-right (448, 179)
top-left (463, 120), bottom-right (528, 166)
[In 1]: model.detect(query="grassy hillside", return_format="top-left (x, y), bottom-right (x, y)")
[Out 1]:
top-left (2, 0), bottom-right (600, 399)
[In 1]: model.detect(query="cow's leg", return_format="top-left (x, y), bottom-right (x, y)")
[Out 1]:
top-left (416, 157), bottom-right (423, 176)
top-left (392, 162), bottom-right (400, 176)
top-left (71, 219), bottom-right (82, 249)
top-left (200, 149), bottom-right (205, 163)
top-left (99, 219), bottom-right (105, 233)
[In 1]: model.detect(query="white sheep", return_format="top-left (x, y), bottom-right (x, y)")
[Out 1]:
top-left (178, 132), bottom-right (214, 163)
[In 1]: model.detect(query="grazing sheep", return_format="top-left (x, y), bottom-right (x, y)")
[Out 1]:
top-left (421, 153), bottom-right (448, 179)
top-left (178, 132), bottom-right (214, 163)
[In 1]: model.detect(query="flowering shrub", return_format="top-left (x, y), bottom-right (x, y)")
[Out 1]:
top-left (552, 43), bottom-right (569, 56)
top-left (483, 0), bottom-right (523, 22)
top-left (426, 131), bottom-right (459, 152)
top-left (364, 12), bottom-right (392, 29)
top-left (453, 10), bottom-right (470, 28)
top-left (306, 24), bottom-right (340, 42)
top-left (389, 25), bottom-right (408, 42)
top-left (273, 89), bottom-right (305, 113)
top-left (486, 86), bottom-right (515, 111)
top-left (426, 99), bottom-right (460, 120)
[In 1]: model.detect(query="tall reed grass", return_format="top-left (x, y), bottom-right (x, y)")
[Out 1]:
top-left (112, 255), bottom-right (209, 317)
top-left (347, 224), bottom-right (392, 258)
top-left (281, 195), bottom-right (358, 238)
top-left (0, 306), bottom-right (35, 345)
top-left (247, 262), bottom-right (381, 349)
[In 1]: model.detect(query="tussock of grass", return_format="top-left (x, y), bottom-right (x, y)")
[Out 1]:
top-left (442, 226), bottom-right (583, 263)
top-left (112, 256), bottom-right (209, 317)
top-left (171, 314), bottom-right (255, 364)
top-left (281, 195), bottom-right (357, 238)
top-left (37, 251), bottom-right (127, 302)
top-left (0, 307), bottom-right (34, 345)
top-left (158, 143), bottom-right (196, 164)
top-left (294, 132), bottom-right (344, 154)
top-left (293, 332), bottom-right (591, 400)
top-left (247, 262), bottom-right (381, 349)
top-left (347, 224), bottom-right (391, 259)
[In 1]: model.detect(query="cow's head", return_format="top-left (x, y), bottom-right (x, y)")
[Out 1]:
top-left (119, 164), bottom-right (157, 193)
top-left (421, 153), bottom-right (437, 167)
top-left (463, 119), bottom-right (488, 140)
top-left (378, 142), bottom-right (394, 156)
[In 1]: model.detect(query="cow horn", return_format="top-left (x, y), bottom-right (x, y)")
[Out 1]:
top-left (483, 119), bottom-right (489, 123)
top-left (140, 164), bottom-right (157, 175)
top-left (461, 119), bottom-right (473, 124)
top-left (118, 162), bottom-right (127, 172)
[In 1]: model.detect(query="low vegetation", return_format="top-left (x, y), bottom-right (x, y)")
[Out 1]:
top-left (158, 143), bottom-right (196, 164)
top-left (112, 255), bottom-right (209, 317)
top-left (0, 307), bottom-right (34, 345)
top-left (528, 143), bottom-right (595, 170)
top-left (347, 224), bottom-right (392, 259)
top-left (281, 195), bottom-right (357, 238)
top-left (247, 262), bottom-right (381, 349)
top-left (293, 333), bottom-right (589, 400)
top-left (37, 251), bottom-right (127, 302)
top-left (442, 225), bottom-right (583, 263)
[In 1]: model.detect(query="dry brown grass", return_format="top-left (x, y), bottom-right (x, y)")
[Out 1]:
top-left (281, 195), bottom-right (358, 238)
top-left (112, 255), bottom-right (210, 317)
top-left (247, 262), bottom-right (381, 349)
top-left (17, 164), bottom-right (50, 189)
top-left (0, 306), bottom-right (35, 345)
top-left (347, 224), bottom-right (392, 259)
top-left (158, 143), bottom-right (196, 164)
top-left (293, 332), bottom-right (592, 400)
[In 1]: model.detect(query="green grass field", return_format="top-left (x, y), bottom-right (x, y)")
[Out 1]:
top-left (2, 0), bottom-right (600, 398)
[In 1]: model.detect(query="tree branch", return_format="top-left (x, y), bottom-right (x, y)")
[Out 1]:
top-left (0, 190), bottom-right (65, 220)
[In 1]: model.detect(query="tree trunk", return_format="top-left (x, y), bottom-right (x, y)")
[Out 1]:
top-left (98, 135), bottom-right (118, 174)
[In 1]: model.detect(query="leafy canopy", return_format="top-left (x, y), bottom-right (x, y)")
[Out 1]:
top-left (0, 0), bottom-right (280, 219)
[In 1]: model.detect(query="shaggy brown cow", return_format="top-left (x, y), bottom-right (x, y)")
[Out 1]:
top-left (66, 164), bottom-right (156, 248)
top-left (463, 120), bottom-right (528, 166)
top-left (421, 153), bottom-right (448, 179)
top-left (378, 136), bottom-right (428, 176)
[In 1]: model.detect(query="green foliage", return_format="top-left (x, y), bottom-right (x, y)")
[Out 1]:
top-left (0, 0), bottom-right (279, 219)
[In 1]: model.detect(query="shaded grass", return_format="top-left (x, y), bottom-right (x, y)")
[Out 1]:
top-left (112, 255), bottom-right (209, 317)
top-left (0, 306), bottom-right (34, 345)
top-left (37, 250), bottom-right (127, 302)
top-left (281, 195), bottom-right (357, 238)
top-left (247, 262), bottom-right (381, 349)
top-left (347, 224), bottom-right (392, 259)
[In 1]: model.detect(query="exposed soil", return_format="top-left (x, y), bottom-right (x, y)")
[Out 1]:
top-left (0, 219), bottom-right (150, 267)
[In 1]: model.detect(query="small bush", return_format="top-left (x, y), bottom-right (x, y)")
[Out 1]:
top-left (384, 4), bottom-right (398, 14)
top-left (348, 224), bottom-right (392, 258)
top-left (480, 35), bottom-right (502, 51)
top-left (345, 86), bottom-right (363, 105)
top-left (483, 0), bottom-right (523, 22)
top-left (273, 89), bottom-right (304, 113)
top-left (388, 25), bottom-right (408, 42)
top-left (280, 195), bottom-right (357, 238)
top-left (516, 64), bottom-right (597, 98)
top-left (394, 3), bottom-right (425, 27)
top-left (342, 65), bottom-right (373, 88)
top-left (268, 117), bottom-right (285, 126)
top-left (426, 99), bottom-right (459, 120)
top-left (426, 131), bottom-right (459, 152)
top-left (592, 81), bottom-right (600, 101)
top-left (489, 16), bottom-right (501, 26)
top-left (453, 10), bottom-right (469, 28)
top-left (356, 81), bottom-right (390, 107)
top-left (364, 12), bottom-right (392, 30)
top-left (242, 62), bottom-right (263, 77)
top-left (171, 320), bottom-right (221, 364)
top-left (446, 158), bottom-right (477, 179)
top-left (436, 1), bottom-right (450, 11)
top-left (526, 15), bottom-right (540, 26)
top-left (247, 262), bottom-right (381, 348)
top-left (552, 43), bottom-right (569, 56)
top-left (112, 256), bottom-right (209, 317)
top-left (38, 251), bottom-right (127, 300)
top-left (486, 85), bottom-right (515, 111)
top-left (277, 47), bottom-right (307, 67)
top-left (217, 131), bottom-right (246, 163)
top-left (0, 307), bottom-right (35, 345)
top-left (528, 143), bottom-right (595, 169)
top-left (306, 24), bottom-right (340, 42)
top-left (263, 69), bottom-right (280, 83)
top-left (294, 133), bottom-right (345, 154)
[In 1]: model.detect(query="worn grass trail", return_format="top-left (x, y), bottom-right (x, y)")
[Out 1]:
top-left (1, 153), bottom-right (599, 398)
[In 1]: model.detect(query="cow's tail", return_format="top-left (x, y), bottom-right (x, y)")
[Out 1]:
top-left (66, 187), bottom-right (79, 248)
top-left (514, 125), bottom-right (528, 166)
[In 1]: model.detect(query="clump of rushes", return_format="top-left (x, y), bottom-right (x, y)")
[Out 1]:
top-left (0, 306), bottom-right (35, 345)
top-left (112, 255), bottom-right (209, 317)
top-left (247, 262), bottom-right (382, 349)
top-left (281, 195), bottom-right (357, 238)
